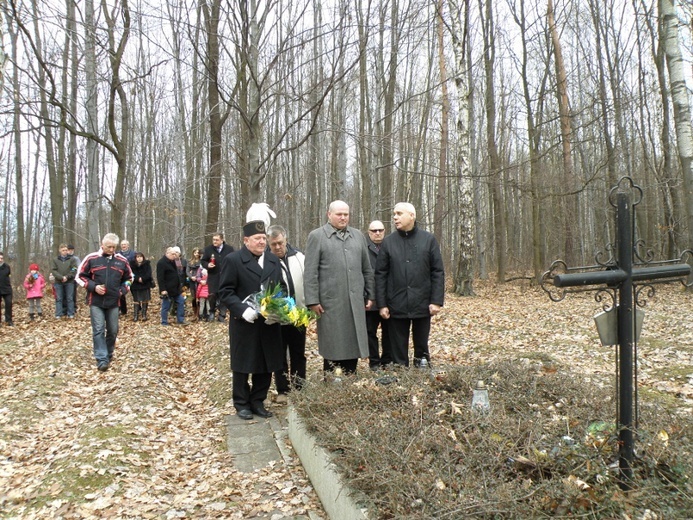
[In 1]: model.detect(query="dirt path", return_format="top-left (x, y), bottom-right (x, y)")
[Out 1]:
top-left (0, 312), bottom-right (323, 518)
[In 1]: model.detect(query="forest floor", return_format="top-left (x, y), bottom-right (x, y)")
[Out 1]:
top-left (1, 278), bottom-right (692, 518)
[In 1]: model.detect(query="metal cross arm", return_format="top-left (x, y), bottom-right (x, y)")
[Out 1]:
top-left (550, 261), bottom-right (691, 289)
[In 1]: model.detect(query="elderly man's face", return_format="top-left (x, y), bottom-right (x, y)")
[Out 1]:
top-left (328, 203), bottom-right (350, 230)
top-left (393, 209), bottom-right (415, 232)
top-left (120, 241), bottom-right (130, 251)
top-left (244, 234), bottom-right (267, 256)
top-left (102, 241), bottom-right (118, 254)
top-left (368, 221), bottom-right (385, 244)
top-left (166, 250), bottom-right (178, 260)
top-left (268, 235), bottom-right (287, 259)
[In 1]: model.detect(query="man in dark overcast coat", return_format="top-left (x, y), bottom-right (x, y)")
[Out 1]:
top-left (218, 220), bottom-right (284, 420)
top-left (201, 232), bottom-right (234, 322)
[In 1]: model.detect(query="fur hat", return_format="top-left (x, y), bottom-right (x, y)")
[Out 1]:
top-left (243, 220), bottom-right (266, 237)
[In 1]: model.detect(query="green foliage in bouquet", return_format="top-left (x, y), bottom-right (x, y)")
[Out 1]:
top-left (253, 283), bottom-right (318, 328)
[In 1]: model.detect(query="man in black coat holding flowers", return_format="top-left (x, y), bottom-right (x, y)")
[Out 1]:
top-left (218, 220), bottom-right (285, 420)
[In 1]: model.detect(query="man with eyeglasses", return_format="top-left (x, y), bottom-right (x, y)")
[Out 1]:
top-left (77, 233), bottom-right (134, 372)
top-left (375, 203), bottom-right (445, 368)
top-left (366, 221), bottom-right (391, 369)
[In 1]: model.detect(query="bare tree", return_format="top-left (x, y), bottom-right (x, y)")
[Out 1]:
top-left (84, 0), bottom-right (101, 249)
top-left (6, 13), bottom-right (27, 273)
top-left (101, 0), bottom-right (131, 237)
top-left (479, 0), bottom-right (507, 282)
top-left (660, 0), bottom-right (693, 249)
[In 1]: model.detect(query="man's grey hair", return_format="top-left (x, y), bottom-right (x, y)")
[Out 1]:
top-left (267, 225), bottom-right (287, 239)
top-left (394, 202), bottom-right (416, 219)
top-left (102, 233), bottom-right (120, 247)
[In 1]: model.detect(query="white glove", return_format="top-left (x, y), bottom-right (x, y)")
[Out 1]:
top-left (242, 307), bottom-right (258, 323)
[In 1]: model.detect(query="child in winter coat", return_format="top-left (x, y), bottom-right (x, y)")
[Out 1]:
top-left (23, 263), bottom-right (46, 320)
top-left (196, 268), bottom-right (210, 321)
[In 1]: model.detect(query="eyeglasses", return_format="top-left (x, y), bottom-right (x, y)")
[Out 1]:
top-left (369, 229), bottom-right (384, 233)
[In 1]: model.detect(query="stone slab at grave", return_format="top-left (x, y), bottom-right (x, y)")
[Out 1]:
top-left (540, 176), bottom-right (692, 490)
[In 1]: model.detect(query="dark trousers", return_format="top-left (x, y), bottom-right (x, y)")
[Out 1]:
top-left (274, 325), bottom-right (307, 394)
top-left (323, 358), bottom-right (358, 374)
top-left (208, 293), bottom-right (227, 318)
top-left (366, 311), bottom-right (392, 368)
top-left (232, 371), bottom-right (272, 412)
top-left (119, 294), bottom-right (128, 315)
top-left (1, 293), bottom-right (12, 322)
top-left (388, 316), bottom-right (431, 367)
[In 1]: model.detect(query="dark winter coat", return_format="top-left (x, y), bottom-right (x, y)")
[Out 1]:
top-left (201, 242), bottom-right (234, 293)
top-left (0, 263), bottom-right (11, 295)
top-left (217, 246), bottom-right (284, 374)
top-left (366, 237), bottom-right (382, 313)
top-left (130, 259), bottom-right (153, 291)
top-left (77, 250), bottom-right (133, 308)
top-left (375, 225), bottom-right (445, 318)
top-left (51, 255), bottom-right (79, 284)
top-left (156, 256), bottom-right (183, 297)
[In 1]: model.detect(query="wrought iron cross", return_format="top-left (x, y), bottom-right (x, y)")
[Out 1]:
top-left (541, 176), bottom-right (692, 489)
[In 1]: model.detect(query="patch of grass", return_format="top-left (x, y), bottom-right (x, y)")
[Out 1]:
top-left (647, 365), bottom-right (693, 382)
top-left (637, 387), bottom-right (688, 409)
top-left (293, 360), bottom-right (693, 519)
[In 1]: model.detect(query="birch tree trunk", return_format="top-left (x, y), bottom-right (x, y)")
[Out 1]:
top-left (660, 0), bottom-right (693, 248)
top-left (448, 0), bottom-right (475, 296)
top-left (85, 0), bottom-right (101, 249)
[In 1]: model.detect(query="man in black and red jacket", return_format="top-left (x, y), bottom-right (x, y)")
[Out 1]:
top-left (77, 233), bottom-right (133, 372)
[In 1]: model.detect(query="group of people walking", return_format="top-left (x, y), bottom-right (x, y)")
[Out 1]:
top-left (0, 200), bottom-right (445, 420)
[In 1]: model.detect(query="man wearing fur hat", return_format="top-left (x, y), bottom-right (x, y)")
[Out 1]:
top-left (218, 219), bottom-right (285, 420)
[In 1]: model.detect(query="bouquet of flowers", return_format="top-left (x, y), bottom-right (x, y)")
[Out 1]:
top-left (244, 283), bottom-right (318, 328)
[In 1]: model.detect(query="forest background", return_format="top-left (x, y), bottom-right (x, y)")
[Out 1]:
top-left (2, 0), bottom-right (693, 292)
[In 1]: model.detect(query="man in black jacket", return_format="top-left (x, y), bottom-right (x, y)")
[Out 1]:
top-left (157, 247), bottom-right (187, 326)
top-left (218, 220), bottom-right (284, 420)
top-left (77, 233), bottom-right (134, 371)
top-left (51, 243), bottom-right (79, 319)
top-left (366, 220), bottom-right (391, 369)
top-left (0, 252), bottom-right (13, 326)
top-left (201, 232), bottom-right (234, 322)
top-left (375, 203), bottom-right (445, 367)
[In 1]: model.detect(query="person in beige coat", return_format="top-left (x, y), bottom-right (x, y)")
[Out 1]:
top-left (303, 200), bottom-right (375, 375)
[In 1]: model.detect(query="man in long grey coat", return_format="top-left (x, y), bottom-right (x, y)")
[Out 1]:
top-left (304, 200), bottom-right (375, 374)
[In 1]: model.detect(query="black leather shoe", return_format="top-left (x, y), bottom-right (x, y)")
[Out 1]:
top-left (251, 406), bottom-right (273, 418)
top-left (237, 409), bottom-right (253, 420)
top-left (97, 362), bottom-right (109, 372)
